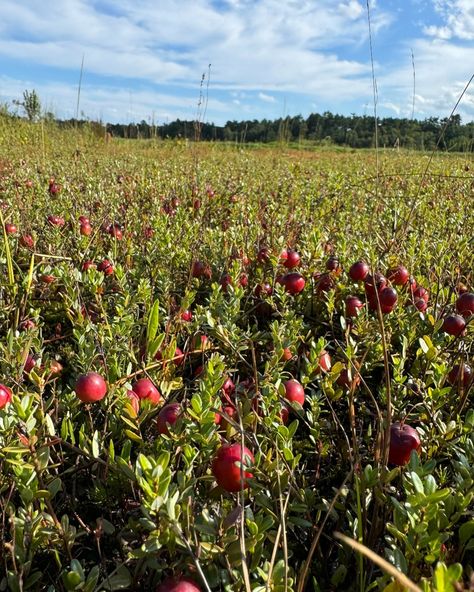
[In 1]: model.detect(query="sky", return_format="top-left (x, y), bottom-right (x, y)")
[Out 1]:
top-left (0, 0), bottom-right (473, 126)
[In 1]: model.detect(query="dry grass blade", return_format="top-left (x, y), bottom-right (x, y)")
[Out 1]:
top-left (334, 532), bottom-right (422, 592)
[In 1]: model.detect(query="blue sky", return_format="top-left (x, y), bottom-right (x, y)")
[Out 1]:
top-left (0, 0), bottom-right (473, 125)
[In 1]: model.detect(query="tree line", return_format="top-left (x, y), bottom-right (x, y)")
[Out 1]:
top-left (106, 112), bottom-right (474, 151)
top-left (4, 89), bottom-right (474, 151)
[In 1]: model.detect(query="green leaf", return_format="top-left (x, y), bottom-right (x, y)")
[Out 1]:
top-left (63, 571), bottom-right (83, 590)
top-left (410, 472), bottom-right (424, 495)
top-left (392, 548), bottom-right (408, 574)
top-left (108, 439), bottom-right (115, 462)
top-left (92, 430), bottom-right (100, 458)
top-left (447, 563), bottom-right (463, 583)
top-left (116, 457), bottom-right (137, 481)
top-left (148, 333), bottom-right (165, 360)
top-left (70, 560), bottom-right (84, 580)
top-left (419, 337), bottom-right (429, 354)
top-left (45, 414), bottom-right (56, 436)
top-left (459, 521), bottom-right (474, 546)
top-left (138, 453), bottom-right (153, 473)
top-left (47, 477), bottom-right (63, 499)
top-left (147, 300), bottom-right (160, 345)
top-left (124, 429), bottom-right (142, 443)
top-left (101, 565), bottom-right (132, 590)
top-left (424, 475), bottom-right (437, 495)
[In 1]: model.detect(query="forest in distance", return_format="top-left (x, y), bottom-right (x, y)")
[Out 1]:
top-left (5, 91), bottom-right (474, 151)
top-left (103, 112), bottom-right (474, 151)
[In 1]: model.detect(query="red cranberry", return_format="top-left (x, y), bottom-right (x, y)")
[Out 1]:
top-left (349, 261), bottom-right (369, 282)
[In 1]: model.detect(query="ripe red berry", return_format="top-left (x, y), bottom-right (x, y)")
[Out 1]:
top-left (20, 234), bottom-right (34, 249)
top-left (181, 310), bottom-right (192, 322)
top-left (24, 354), bottom-right (36, 374)
top-left (379, 287), bottom-right (398, 308)
top-left (98, 259), bottom-right (114, 276)
top-left (284, 379), bottom-right (305, 406)
top-left (214, 404), bottom-right (237, 429)
top-left (326, 256), bottom-right (342, 276)
top-left (157, 402), bottom-right (181, 435)
top-left (191, 260), bottom-right (211, 279)
top-left (279, 273), bottom-right (305, 295)
top-left (75, 372), bottom-right (107, 403)
top-left (192, 334), bottom-right (210, 351)
top-left (254, 282), bottom-right (273, 297)
top-left (143, 226), bottom-right (154, 239)
top-left (47, 215), bottom-right (65, 227)
top-left (388, 422), bottom-right (421, 466)
top-left (132, 378), bottom-right (162, 405)
top-left (5, 223), bottom-right (17, 235)
top-left (284, 250), bottom-right (300, 269)
top-left (314, 272), bottom-right (335, 294)
top-left (447, 364), bottom-right (472, 389)
top-left (413, 286), bottom-right (429, 303)
top-left (387, 265), bottom-right (409, 286)
top-left (108, 224), bottom-right (123, 240)
top-left (0, 384), bottom-right (12, 409)
top-left (456, 292), bottom-right (474, 318)
top-left (211, 443), bottom-right (254, 492)
top-left (156, 577), bottom-right (201, 592)
top-left (279, 403), bottom-right (290, 424)
top-left (414, 299), bottom-right (428, 312)
top-left (80, 223), bottom-right (92, 236)
top-left (318, 350), bottom-right (332, 373)
top-left (48, 181), bottom-right (61, 195)
top-left (257, 247), bottom-right (271, 264)
top-left (346, 296), bottom-right (364, 317)
top-left (220, 273), bottom-right (233, 292)
top-left (442, 314), bottom-right (466, 337)
top-left (222, 376), bottom-right (235, 396)
top-left (82, 260), bottom-right (96, 272)
top-left (349, 261), bottom-right (369, 282)
top-left (364, 273), bottom-right (387, 298)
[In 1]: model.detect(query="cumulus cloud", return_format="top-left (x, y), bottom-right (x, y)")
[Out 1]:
top-left (258, 92), bottom-right (276, 103)
top-left (423, 25), bottom-right (452, 39)
top-left (376, 37), bottom-right (474, 121)
top-left (338, 0), bottom-right (364, 20)
top-left (0, 1), bottom-right (389, 106)
top-left (428, 0), bottom-right (474, 40)
top-left (0, 0), bottom-right (471, 124)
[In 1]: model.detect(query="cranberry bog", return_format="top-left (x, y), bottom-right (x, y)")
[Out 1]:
top-left (0, 117), bottom-right (473, 591)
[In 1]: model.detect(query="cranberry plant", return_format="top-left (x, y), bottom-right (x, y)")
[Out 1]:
top-left (0, 116), bottom-right (472, 591)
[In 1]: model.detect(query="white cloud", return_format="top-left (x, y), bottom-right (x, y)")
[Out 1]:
top-left (377, 39), bottom-right (474, 121)
top-left (0, 0), bottom-right (393, 123)
top-left (0, 74), bottom-right (232, 123)
top-left (339, 1), bottom-right (364, 20)
top-left (427, 0), bottom-right (474, 40)
top-left (423, 25), bottom-right (452, 39)
top-left (380, 101), bottom-right (401, 116)
top-left (2, 0), bottom-right (471, 125)
top-left (258, 92), bottom-right (276, 103)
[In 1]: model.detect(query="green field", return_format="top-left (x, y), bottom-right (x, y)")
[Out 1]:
top-left (0, 116), bottom-right (473, 591)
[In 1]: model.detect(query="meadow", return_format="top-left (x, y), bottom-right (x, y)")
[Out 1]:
top-left (0, 115), bottom-right (472, 591)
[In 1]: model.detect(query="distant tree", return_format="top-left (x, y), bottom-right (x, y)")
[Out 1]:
top-left (14, 90), bottom-right (41, 121)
